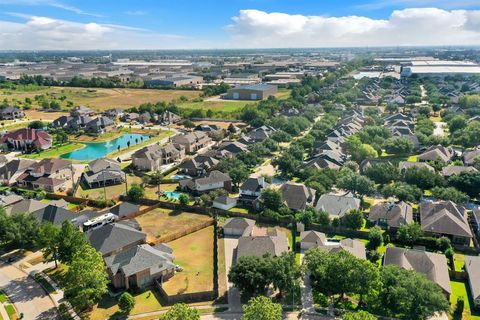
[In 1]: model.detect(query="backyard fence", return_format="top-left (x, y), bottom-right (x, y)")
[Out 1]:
top-left (148, 219), bottom-right (214, 244)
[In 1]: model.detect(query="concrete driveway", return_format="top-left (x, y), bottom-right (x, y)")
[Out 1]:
top-left (0, 262), bottom-right (59, 320)
top-left (223, 237), bottom-right (242, 312)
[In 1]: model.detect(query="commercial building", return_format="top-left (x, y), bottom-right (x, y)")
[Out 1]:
top-left (224, 84), bottom-right (277, 101)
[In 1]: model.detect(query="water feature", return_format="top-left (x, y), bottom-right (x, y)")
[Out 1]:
top-left (60, 133), bottom-right (151, 161)
top-left (164, 191), bottom-right (182, 200)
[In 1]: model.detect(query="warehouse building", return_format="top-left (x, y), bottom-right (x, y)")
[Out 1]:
top-left (401, 60), bottom-right (480, 78)
top-left (224, 84), bottom-right (278, 101)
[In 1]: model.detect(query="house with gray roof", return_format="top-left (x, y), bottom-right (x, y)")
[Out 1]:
top-left (32, 205), bottom-right (79, 226)
top-left (280, 182), bottom-right (316, 211)
top-left (398, 161), bottom-right (435, 173)
top-left (223, 217), bottom-right (255, 236)
top-left (418, 145), bottom-right (455, 163)
top-left (104, 244), bottom-right (175, 289)
top-left (368, 201), bottom-right (413, 231)
top-left (82, 158), bottom-right (125, 188)
top-left (236, 229), bottom-right (289, 260)
top-left (0, 159), bottom-right (36, 186)
top-left (239, 177), bottom-right (269, 208)
top-left (5, 199), bottom-right (50, 216)
top-left (465, 256), bottom-right (480, 308)
top-left (239, 125), bottom-right (277, 145)
top-left (106, 202), bottom-right (140, 219)
top-left (0, 106), bottom-right (24, 120)
top-left (463, 148), bottom-right (480, 166)
top-left (132, 143), bottom-right (185, 171)
top-left (172, 131), bottom-right (211, 153)
top-left (441, 165), bottom-right (477, 178)
top-left (157, 111), bottom-right (181, 125)
top-left (179, 170), bottom-right (232, 195)
top-left (325, 238), bottom-right (366, 260)
top-left (302, 151), bottom-right (344, 170)
top-left (315, 192), bottom-right (360, 218)
top-left (299, 231), bottom-right (327, 250)
top-left (179, 154), bottom-right (218, 177)
top-left (384, 247), bottom-right (451, 297)
top-left (87, 223), bottom-right (146, 257)
top-left (420, 201), bottom-right (473, 245)
top-left (212, 196), bottom-right (237, 211)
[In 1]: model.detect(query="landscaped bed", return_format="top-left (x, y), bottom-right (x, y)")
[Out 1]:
top-left (162, 226), bottom-right (215, 295)
top-left (135, 208), bottom-right (213, 243)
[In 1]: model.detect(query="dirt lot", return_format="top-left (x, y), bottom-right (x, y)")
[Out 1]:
top-left (163, 226), bottom-right (215, 295)
top-left (135, 208), bottom-right (213, 243)
top-left (25, 109), bottom-right (69, 121)
top-left (0, 86), bottom-right (200, 111)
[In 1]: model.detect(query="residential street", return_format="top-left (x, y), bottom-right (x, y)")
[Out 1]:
top-left (0, 262), bottom-right (59, 319)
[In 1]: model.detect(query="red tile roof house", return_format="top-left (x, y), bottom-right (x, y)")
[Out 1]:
top-left (1, 128), bottom-right (53, 152)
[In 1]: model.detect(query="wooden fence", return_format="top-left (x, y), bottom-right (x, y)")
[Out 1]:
top-left (148, 220), bottom-right (214, 244)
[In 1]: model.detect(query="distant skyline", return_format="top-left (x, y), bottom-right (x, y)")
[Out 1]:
top-left (0, 0), bottom-right (480, 50)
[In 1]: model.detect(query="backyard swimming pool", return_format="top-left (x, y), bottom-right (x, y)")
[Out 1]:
top-left (60, 133), bottom-right (151, 161)
top-left (163, 191), bottom-right (182, 200)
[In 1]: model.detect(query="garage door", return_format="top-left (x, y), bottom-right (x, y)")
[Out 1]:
top-left (250, 93), bottom-right (257, 100)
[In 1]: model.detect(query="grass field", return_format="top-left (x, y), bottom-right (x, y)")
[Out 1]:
top-left (0, 86), bottom-right (201, 111)
top-left (75, 174), bottom-right (142, 200)
top-left (450, 280), bottom-right (480, 320)
top-left (135, 208), bottom-right (213, 243)
top-left (19, 143), bottom-right (84, 160)
top-left (163, 226), bottom-right (214, 295)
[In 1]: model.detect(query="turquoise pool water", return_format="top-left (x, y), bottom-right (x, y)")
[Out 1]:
top-left (60, 133), bottom-right (151, 161)
top-left (164, 191), bottom-right (181, 200)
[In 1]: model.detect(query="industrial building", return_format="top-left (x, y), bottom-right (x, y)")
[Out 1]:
top-left (401, 60), bottom-right (480, 78)
top-left (224, 84), bottom-right (278, 101)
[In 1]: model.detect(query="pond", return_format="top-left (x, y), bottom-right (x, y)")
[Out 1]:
top-left (60, 133), bottom-right (151, 161)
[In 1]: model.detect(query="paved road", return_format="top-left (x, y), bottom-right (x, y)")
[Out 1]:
top-left (223, 237), bottom-right (242, 312)
top-left (0, 262), bottom-right (59, 320)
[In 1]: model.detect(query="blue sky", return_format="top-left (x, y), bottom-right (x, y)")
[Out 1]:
top-left (0, 0), bottom-right (480, 49)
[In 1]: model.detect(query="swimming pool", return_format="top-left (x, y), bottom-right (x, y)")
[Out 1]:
top-left (171, 174), bottom-right (191, 181)
top-left (164, 191), bottom-right (182, 200)
top-left (60, 133), bottom-right (150, 161)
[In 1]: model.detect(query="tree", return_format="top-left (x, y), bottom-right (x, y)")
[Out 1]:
top-left (340, 209), bottom-right (364, 230)
top-left (383, 137), bottom-right (413, 155)
top-left (64, 245), bottom-right (108, 310)
top-left (365, 162), bottom-right (398, 185)
top-left (448, 115), bottom-right (467, 133)
top-left (448, 171), bottom-right (480, 198)
top-left (160, 303), bottom-right (199, 320)
top-left (118, 292), bottom-right (135, 314)
top-left (337, 171), bottom-right (375, 198)
top-left (396, 223), bottom-right (423, 245)
top-left (382, 182), bottom-right (422, 202)
top-left (345, 136), bottom-right (378, 163)
top-left (228, 256), bottom-right (273, 299)
top-left (28, 120), bottom-right (46, 129)
top-left (317, 210), bottom-right (331, 226)
top-left (37, 222), bottom-right (60, 268)
top-left (242, 296), bottom-right (282, 320)
top-left (271, 253), bottom-right (301, 298)
top-left (343, 311), bottom-right (377, 320)
top-left (402, 167), bottom-right (442, 190)
top-left (431, 186), bottom-right (469, 203)
top-left (368, 226), bottom-right (383, 250)
top-left (229, 165), bottom-right (250, 190)
top-left (369, 265), bottom-right (449, 320)
top-left (57, 221), bottom-right (89, 264)
top-left (261, 188), bottom-right (283, 211)
top-left (127, 184), bottom-right (145, 202)
top-left (178, 193), bottom-right (189, 206)
top-left (149, 171), bottom-right (163, 197)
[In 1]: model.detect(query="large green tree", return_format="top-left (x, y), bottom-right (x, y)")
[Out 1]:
top-left (37, 222), bottom-right (60, 268)
top-left (228, 256), bottom-right (273, 299)
top-left (261, 188), bottom-right (283, 212)
top-left (57, 221), bottom-right (89, 264)
top-left (160, 303), bottom-right (200, 320)
top-left (242, 296), bottom-right (282, 320)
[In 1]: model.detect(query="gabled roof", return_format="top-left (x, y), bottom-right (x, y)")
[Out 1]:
top-left (280, 182), bottom-right (316, 211)
top-left (368, 201), bottom-right (413, 228)
top-left (28, 158), bottom-right (71, 175)
top-left (398, 161), bottom-right (435, 172)
top-left (5, 199), bottom-right (49, 215)
top-left (441, 165), bottom-right (477, 177)
top-left (88, 158), bottom-right (121, 173)
top-left (240, 177), bottom-right (269, 193)
top-left (87, 223), bottom-right (146, 256)
top-left (0, 159), bottom-right (36, 181)
top-left (316, 192), bottom-right (360, 217)
top-left (465, 256), bottom-right (480, 301)
top-left (32, 205), bottom-right (78, 226)
top-left (420, 201), bottom-right (472, 238)
top-left (384, 247), bottom-right (451, 295)
top-left (237, 229), bottom-right (289, 259)
top-left (104, 244), bottom-right (174, 277)
top-left (299, 231), bottom-right (327, 246)
top-left (418, 145), bottom-right (454, 162)
top-left (463, 148), bottom-right (480, 165)
top-left (107, 202), bottom-right (140, 218)
top-left (327, 238), bottom-right (366, 260)
top-left (223, 217), bottom-right (255, 235)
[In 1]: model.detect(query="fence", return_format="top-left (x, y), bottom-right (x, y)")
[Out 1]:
top-left (148, 220), bottom-right (214, 244)
top-left (310, 223), bottom-right (371, 240)
top-left (156, 281), bottom-right (216, 304)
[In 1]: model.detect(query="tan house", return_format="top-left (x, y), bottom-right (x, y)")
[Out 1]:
top-left (132, 143), bottom-right (185, 171)
top-left (16, 158), bottom-right (72, 192)
top-left (172, 131), bottom-right (212, 153)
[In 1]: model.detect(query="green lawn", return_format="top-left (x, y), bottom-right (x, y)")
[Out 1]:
top-left (454, 254), bottom-right (466, 272)
top-left (107, 129), bottom-right (174, 158)
top-left (407, 155), bottom-right (418, 162)
top-left (0, 291), bottom-right (7, 303)
top-left (450, 281), bottom-right (480, 320)
top-left (4, 305), bottom-right (16, 320)
top-left (75, 174), bottom-right (142, 200)
top-left (19, 143), bottom-right (84, 160)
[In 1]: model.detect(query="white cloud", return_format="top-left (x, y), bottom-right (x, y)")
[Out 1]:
top-left (0, 15), bottom-right (201, 50)
top-left (0, 0), bottom-right (104, 17)
top-left (226, 8), bottom-right (480, 48)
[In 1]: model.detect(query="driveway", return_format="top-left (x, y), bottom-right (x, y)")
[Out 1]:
top-left (223, 237), bottom-right (242, 312)
top-left (0, 262), bottom-right (59, 319)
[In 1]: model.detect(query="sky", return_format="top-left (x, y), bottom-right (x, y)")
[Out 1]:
top-left (1, 0), bottom-right (480, 50)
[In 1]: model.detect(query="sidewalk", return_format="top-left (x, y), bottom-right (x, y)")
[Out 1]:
top-left (0, 302), bottom-right (10, 320)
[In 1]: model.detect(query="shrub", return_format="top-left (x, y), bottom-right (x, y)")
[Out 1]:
top-left (118, 292), bottom-right (135, 314)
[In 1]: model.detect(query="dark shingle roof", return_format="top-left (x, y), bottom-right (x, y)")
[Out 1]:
top-left (87, 223), bottom-right (146, 256)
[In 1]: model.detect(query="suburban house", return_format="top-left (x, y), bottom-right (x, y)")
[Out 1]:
top-left (441, 165), bottom-right (477, 178)
top-left (1, 128), bottom-right (53, 152)
top-left (87, 223), bottom-right (147, 257)
top-left (85, 116), bottom-right (115, 134)
top-left (368, 201), bottom-right (413, 230)
top-left (0, 106), bottom-right (25, 120)
top-left (398, 161), bottom-right (435, 173)
top-left (179, 170), bottom-right (232, 195)
top-left (51, 115), bottom-right (92, 132)
top-left (106, 202), bottom-right (140, 219)
top-left (299, 232), bottom-right (366, 259)
top-left (384, 247), bottom-right (452, 297)
top-left (238, 177), bottom-right (269, 208)
top-left (179, 155), bottom-right (219, 177)
top-left (315, 192), bottom-right (361, 218)
top-left (279, 182), bottom-right (316, 211)
top-left (0, 194), bottom-right (22, 207)
top-left (239, 125), bottom-right (277, 145)
top-left (212, 195), bottom-right (238, 210)
top-left (463, 148), bottom-right (480, 166)
top-left (157, 111), bottom-right (181, 125)
top-left (132, 143), bottom-right (185, 171)
top-left (215, 141), bottom-right (248, 157)
top-left (17, 158), bottom-right (72, 192)
top-left (224, 84), bottom-right (278, 101)
top-left (71, 105), bottom-right (95, 117)
top-left (105, 244), bottom-right (175, 290)
top-left (418, 145), bottom-right (455, 163)
top-left (5, 198), bottom-right (66, 216)
top-left (0, 159), bottom-right (36, 186)
top-left (465, 256), bottom-right (480, 309)
top-left (419, 201), bottom-right (473, 245)
top-left (31, 205), bottom-right (79, 226)
top-left (82, 158), bottom-right (125, 189)
top-left (223, 217), bottom-right (255, 236)
top-left (120, 112), bottom-right (140, 123)
top-left (236, 228), bottom-right (289, 260)
top-left (172, 131), bottom-right (212, 153)
top-left (303, 151), bottom-right (344, 170)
